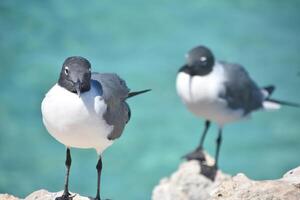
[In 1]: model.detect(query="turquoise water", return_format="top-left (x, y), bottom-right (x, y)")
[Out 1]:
top-left (1, 0), bottom-right (300, 199)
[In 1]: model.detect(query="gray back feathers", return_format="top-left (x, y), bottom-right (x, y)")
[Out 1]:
top-left (219, 61), bottom-right (264, 114)
top-left (92, 73), bottom-right (130, 140)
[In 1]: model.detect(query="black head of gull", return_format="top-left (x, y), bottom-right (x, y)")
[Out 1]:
top-left (179, 45), bottom-right (215, 76)
top-left (58, 56), bottom-right (92, 97)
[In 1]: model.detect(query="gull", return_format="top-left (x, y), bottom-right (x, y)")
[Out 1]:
top-left (41, 56), bottom-right (150, 200)
top-left (176, 45), bottom-right (299, 169)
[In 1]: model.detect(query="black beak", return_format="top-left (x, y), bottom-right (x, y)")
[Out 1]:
top-left (74, 80), bottom-right (81, 97)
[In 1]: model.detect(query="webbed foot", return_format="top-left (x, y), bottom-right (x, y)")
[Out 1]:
top-left (183, 147), bottom-right (206, 162)
top-left (55, 192), bottom-right (76, 200)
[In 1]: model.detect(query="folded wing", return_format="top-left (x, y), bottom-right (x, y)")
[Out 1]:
top-left (219, 61), bottom-right (264, 115)
top-left (92, 73), bottom-right (130, 140)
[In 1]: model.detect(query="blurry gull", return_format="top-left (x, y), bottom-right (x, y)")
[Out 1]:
top-left (176, 45), bottom-right (299, 169)
top-left (41, 56), bottom-right (150, 200)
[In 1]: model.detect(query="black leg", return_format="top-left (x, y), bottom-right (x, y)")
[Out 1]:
top-left (198, 120), bottom-right (211, 150)
top-left (95, 156), bottom-right (103, 200)
top-left (183, 120), bottom-right (211, 161)
top-left (214, 128), bottom-right (223, 169)
top-left (56, 148), bottom-right (74, 200)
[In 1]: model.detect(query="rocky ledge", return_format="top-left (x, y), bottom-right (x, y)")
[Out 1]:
top-left (152, 154), bottom-right (300, 200)
top-left (0, 190), bottom-right (90, 200)
top-left (1, 154), bottom-right (300, 200)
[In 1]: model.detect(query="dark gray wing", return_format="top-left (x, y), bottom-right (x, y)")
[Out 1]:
top-left (92, 73), bottom-right (130, 140)
top-left (219, 61), bottom-right (264, 115)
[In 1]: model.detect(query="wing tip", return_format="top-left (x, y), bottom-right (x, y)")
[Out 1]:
top-left (127, 89), bottom-right (151, 98)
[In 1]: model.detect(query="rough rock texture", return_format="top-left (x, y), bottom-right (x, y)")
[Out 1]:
top-left (1, 159), bottom-right (300, 200)
top-left (0, 190), bottom-right (90, 200)
top-left (152, 154), bottom-right (231, 200)
top-left (25, 190), bottom-right (90, 200)
top-left (0, 194), bottom-right (19, 200)
top-left (211, 166), bottom-right (300, 200)
top-left (152, 154), bottom-right (300, 200)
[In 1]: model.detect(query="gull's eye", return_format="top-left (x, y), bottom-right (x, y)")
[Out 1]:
top-left (64, 66), bottom-right (69, 75)
top-left (200, 56), bottom-right (207, 62)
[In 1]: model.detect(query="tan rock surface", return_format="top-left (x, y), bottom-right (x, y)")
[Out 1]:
top-left (152, 154), bottom-right (300, 200)
top-left (152, 154), bottom-right (230, 200)
top-left (0, 194), bottom-right (19, 200)
top-left (211, 172), bottom-right (300, 200)
top-left (25, 190), bottom-right (90, 200)
top-left (2, 158), bottom-right (300, 200)
top-left (0, 190), bottom-right (91, 200)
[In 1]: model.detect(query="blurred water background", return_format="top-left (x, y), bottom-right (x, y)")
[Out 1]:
top-left (0, 0), bottom-right (300, 199)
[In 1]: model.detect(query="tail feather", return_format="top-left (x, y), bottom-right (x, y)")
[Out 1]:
top-left (267, 98), bottom-right (300, 108)
top-left (263, 100), bottom-right (281, 110)
top-left (127, 89), bottom-right (151, 99)
top-left (262, 85), bottom-right (300, 109)
top-left (263, 85), bottom-right (275, 97)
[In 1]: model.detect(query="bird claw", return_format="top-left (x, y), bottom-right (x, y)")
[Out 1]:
top-left (182, 148), bottom-right (206, 162)
top-left (56, 193), bottom-right (76, 200)
top-left (199, 162), bottom-right (218, 181)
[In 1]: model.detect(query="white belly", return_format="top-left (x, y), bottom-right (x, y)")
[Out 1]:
top-left (41, 84), bottom-right (113, 154)
top-left (176, 64), bottom-right (244, 125)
